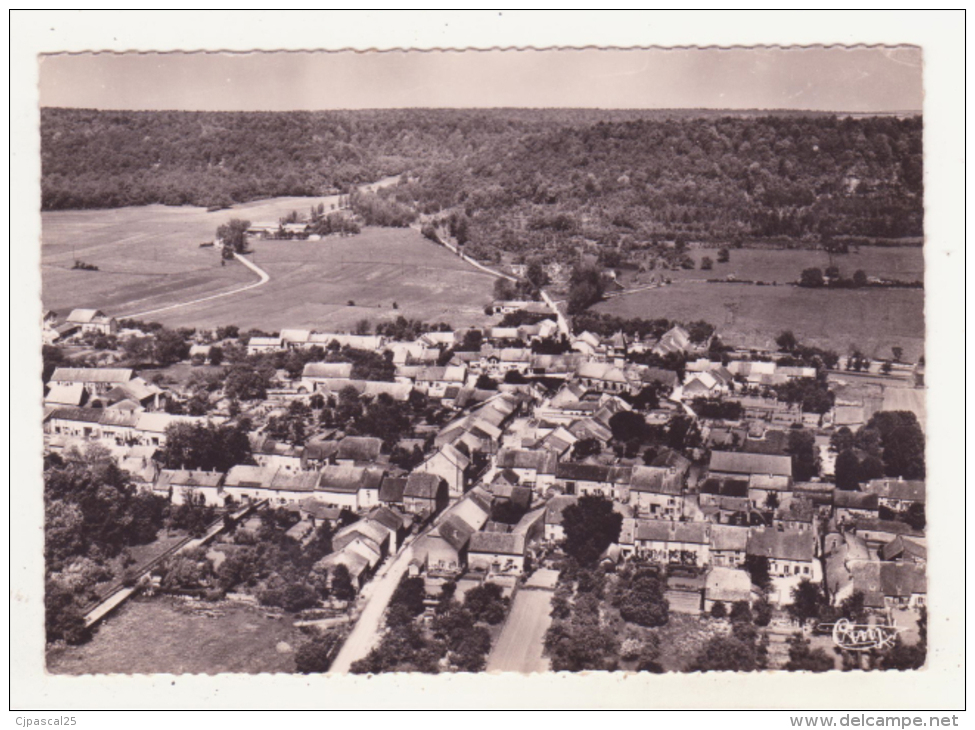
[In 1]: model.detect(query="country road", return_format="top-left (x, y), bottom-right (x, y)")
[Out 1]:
top-left (119, 252), bottom-right (270, 319)
top-left (486, 588), bottom-right (554, 673)
top-left (328, 542), bottom-right (415, 674)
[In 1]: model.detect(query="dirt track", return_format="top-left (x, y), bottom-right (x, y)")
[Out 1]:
top-left (486, 589), bottom-right (554, 674)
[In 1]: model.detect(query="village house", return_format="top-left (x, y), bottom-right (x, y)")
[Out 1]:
top-left (494, 448), bottom-right (559, 491)
top-left (488, 300), bottom-right (549, 316)
top-left (366, 505), bottom-right (411, 553)
top-left (402, 472), bottom-right (449, 518)
top-left (704, 566), bottom-right (757, 612)
top-left (66, 308), bottom-right (118, 336)
top-left (154, 468), bottom-right (226, 506)
top-left (247, 336), bottom-right (284, 355)
top-left (576, 361), bottom-right (632, 394)
top-left (729, 395), bottom-right (804, 426)
top-left (44, 382), bottom-right (88, 408)
top-left (303, 377), bottom-right (412, 402)
top-left (118, 445), bottom-right (160, 489)
top-left (852, 518), bottom-right (925, 549)
top-left (652, 325), bottom-right (691, 357)
top-left (528, 352), bottom-right (585, 379)
top-left (413, 443), bottom-right (472, 502)
top-left (862, 477), bottom-right (926, 512)
top-left (411, 490), bottom-right (492, 576)
top-left (772, 497), bottom-right (819, 533)
top-left (682, 370), bottom-right (732, 399)
top-left (570, 331), bottom-right (602, 357)
top-left (314, 550), bottom-right (373, 593)
top-left (833, 490), bottom-right (881, 523)
top-left (467, 531), bottom-right (528, 576)
top-left (335, 436), bottom-right (383, 466)
top-left (629, 366), bottom-right (680, 395)
top-left (220, 465), bottom-right (323, 507)
top-left (103, 377), bottom-right (166, 411)
top-left (746, 527), bottom-right (821, 581)
top-left (555, 462), bottom-right (632, 500)
top-left (250, 435), bottom-right (304, 473)
top-left (824, 531), bottom-right (873, 604)
top-left (707, 451), bottom-right (794, 508)
top-left (333, 518), bottom-right (392, 561)
top-left (879, 535), bottom-right (927, 565)
top-left (377, 476), bottom-right (407, 510)
top-left (312, 465), bottom-right (385, 511)
top-left (543, 494), bottom-right (578, 543)
top-left (709, 524), bottom-right (750, 568)
top-left (413, 365), bottom-right (468, 398)
top-left (849, 561), bottom-right (927, 610)
top-left (628, 464), bottom-right (685, 520)
top-left (629, 519), bottom-right (711, 568)
top-left (49, 367), bottom-right (134, 396)
top-left (300, 362), bottom-right (355, 389)
top-left (479, 345), bottom-right (532, 375)
top-left (44, 407), bottom-right (215, 449)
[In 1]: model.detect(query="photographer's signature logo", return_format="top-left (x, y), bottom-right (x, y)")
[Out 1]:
top-left (816, 618), bottom-right (902, 652)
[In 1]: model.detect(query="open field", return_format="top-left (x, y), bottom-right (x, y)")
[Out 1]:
top-left (486, 588), bottom-right (553, 673)
top-left (141, 227), bottom-right (495, 332)
top-left (47, 596), bottom-right (302, 675)
top-left (42, 199), bottom-right (495, 332)
top-left (675, 245), bottom-right (924, 283)
top-left (595, 281), bottom-right (924, 362)
top-left (882, 386), bottom-right (927, 427)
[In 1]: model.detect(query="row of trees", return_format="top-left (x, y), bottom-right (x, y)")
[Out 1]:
top-left (44, 446), bottom-right (200, 643)
top-left (350, 576), bottom-right (509, 673)
top-left (832, 410), bottom-right (926, 489)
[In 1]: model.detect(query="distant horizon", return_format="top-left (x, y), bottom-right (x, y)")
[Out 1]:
top-left (41, 105), bottom-right (922, 115)
top-left (38, 46), bottom-right (923, 113)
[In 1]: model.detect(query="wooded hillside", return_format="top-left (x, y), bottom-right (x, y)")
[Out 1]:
top-left (42, 108), bottom-right (922, 252)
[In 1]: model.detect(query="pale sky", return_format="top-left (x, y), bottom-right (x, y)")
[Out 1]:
top-left (38, 46), bottom-right (922, 113)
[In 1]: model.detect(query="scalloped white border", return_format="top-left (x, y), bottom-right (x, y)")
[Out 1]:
top-left (10, 9), bottom-right (966, 712)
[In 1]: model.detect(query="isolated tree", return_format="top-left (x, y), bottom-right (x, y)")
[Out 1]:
top-left (608, 410), bottom-right (649, 444)
top-left (788, 579), bottom-right (824, 625)
top-left (776, 330), bottom-right (798, 352)
top-left (729, 600), bottom-right (753, 625)
top-left (560, 495), bottom-right (623, 565)
top-left (891, 346), bottom-right (903, 363)
top-left (330, 564), bottom-right (356, 602)
top-left (834, 450), bottom-right (862, 491)
top-left (463, 582), bottom-right (507, 625)
top-left (717, 247), bottom-right (730, 263)
top-left (785, 633), bottom-right (834, 672)
top-left (619, 573), bottom-right (669, 628)
top-left (295, 631), bottom-right (340, 673)
top-left (853, 269), bottom-right (869, 288)
top-left (571, 437), bottom-right (602, 461)
top-left (743, 555), bottom-right (771, 591)
top-left (525, 259), bottom-right (550, 291)
top-left (689, 634), bottom-right (757, 672)
top-left (710, 601), bottom-right (728, 619)
top-left (787, 428), bottom-right (819, 481)
top-left (216, 219), bottom-right (251, 254)
top-left (800, 267), bottom-right (824, 288)
top-left (830, 426), bottom-right (855, 453)
top-left (753, 596), bottom-right (773, 627)
top-left (493, 277), bottom-right (516, 301)
top-left (700, 256), bottom-right (714, 271)
top-left (566, 264), bottom-right (606, 314)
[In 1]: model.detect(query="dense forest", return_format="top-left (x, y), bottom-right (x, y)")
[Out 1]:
top-left (42, 108), bottom-right (922, 257)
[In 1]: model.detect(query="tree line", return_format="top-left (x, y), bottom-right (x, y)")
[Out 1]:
top-left (43, 109), bottom-right (921, 258)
